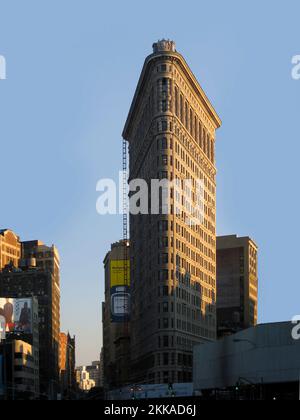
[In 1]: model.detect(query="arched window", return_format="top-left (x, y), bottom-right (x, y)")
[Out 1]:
top-left (194, 116), bottom-right (198, 142)
top-left (162, 78), bottom-right (168, 91)
top-left (161, 120), bottom-right (168, 131)
top-left (202, 128), bottom-right (206, 151)
top-left (211, 139), bottom-right (214, 163)
top-left (180, 95), bottom-right (184, 123)
top-left (185, 102), bottom-right (189, 129)
top-left (190, 109), bottom-right (193, 136)
top-left (199, 122), bottom-right (202, 146)
top-left (175, 87), bottom-right (179, 117)
top-left (162, 100), bottom-right (167, 112)
top-left (161, 137), bottom-right (168, 150)
top-left (207, 134), bottom-right (210, 159)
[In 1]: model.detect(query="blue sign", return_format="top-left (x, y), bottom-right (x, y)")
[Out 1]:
top-left (111, 285), bottom-right (130, 323)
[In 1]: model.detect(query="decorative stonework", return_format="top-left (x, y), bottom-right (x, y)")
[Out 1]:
top-left (153, 39), bottom-right (176, 53)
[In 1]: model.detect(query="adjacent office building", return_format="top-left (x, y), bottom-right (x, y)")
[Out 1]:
top-left (59, 332), bottom-right (76, 398)
top-left (99, 348), bottom-right (104, 389)
top-left (0, 231), bottom-right (61, 399)
top-left (86, 361), bottom-right (101, 388)
top-left (0, 339), bottom-right (39, 400)
top-left (102, 240), bottom-right (130, 388)
top-left (76, 366), bottom-right (96, 392)
top-left (123, 40), bottom-right (221, 384)
top-left (0, 296), bottom-right (40, 399)
top-left (22, 240), bottom-right (61, 346)
top-left (0, 229), bottom-right (21, 270)
top-left (216, 235), bottom-right (258, 337)
top-left (22, 240), bottom-right (60, 397)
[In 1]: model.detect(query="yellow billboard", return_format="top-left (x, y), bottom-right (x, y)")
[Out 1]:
top-left (110, 260), bottom-right (130, 287)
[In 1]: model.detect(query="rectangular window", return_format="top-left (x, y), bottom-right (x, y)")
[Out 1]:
top-left (163, 353), bottom-right (169, 366)
top-left (160, 270), bottom-right (168, 281)
top-left (162, 121), bottom-right (168, 131)
top-left (185, 103), bottom-right (188, 128)
top-left (180, 95), bottom-right (184, 122)
top-left (175, 87), bottom-right (179, 116)
top-left (162, 155), bottom-right (168, 165)
top-left (163, 336), bottom-right (169, 347)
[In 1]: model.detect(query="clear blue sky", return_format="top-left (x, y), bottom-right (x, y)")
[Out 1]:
top-left (0, 0), bottom-right (299, 366)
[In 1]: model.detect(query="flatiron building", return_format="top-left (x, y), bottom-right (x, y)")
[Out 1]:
top-left (123, 40), bottom-right (221, 384)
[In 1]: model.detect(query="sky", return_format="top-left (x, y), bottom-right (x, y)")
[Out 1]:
top-left (0, 0), bottom-right (299, 366)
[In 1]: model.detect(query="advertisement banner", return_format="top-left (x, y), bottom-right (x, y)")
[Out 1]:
top-left (110, 260), bottom-right (130, 287)
top-left (0, 298), bottom-right (33, 338)
top-left (110, 260), bottom-right (130, 323)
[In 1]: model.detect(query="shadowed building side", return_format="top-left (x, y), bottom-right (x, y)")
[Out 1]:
top-left (59, 332), bottom-right (76, 399)
top-left (216, 235), bottom-right (258, 337)
top-left (0, 232), bottom-right (61, 399)
top-left (0, 229), bottom-right (21, 270)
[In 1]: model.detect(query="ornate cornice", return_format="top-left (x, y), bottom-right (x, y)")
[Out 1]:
top-left (123, 45), bottom-right (222, 140)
